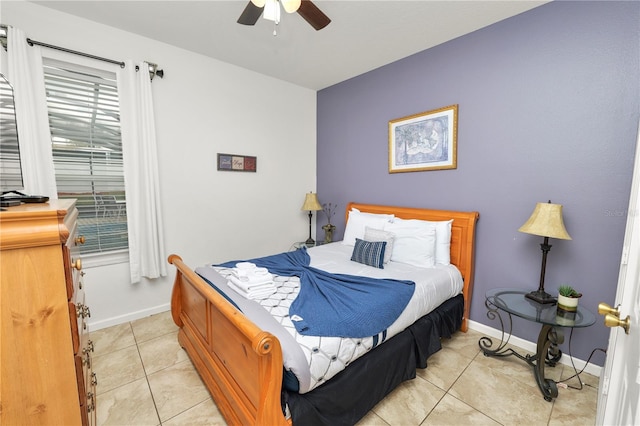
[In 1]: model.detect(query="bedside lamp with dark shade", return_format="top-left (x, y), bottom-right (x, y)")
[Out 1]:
top-left (301, 192), bottom-right (322, 246)
top-left (519, 201), bottom-right (572, 304)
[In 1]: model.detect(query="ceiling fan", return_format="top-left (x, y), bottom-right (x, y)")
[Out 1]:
top-left (238, 0), bottom-right (331, 31)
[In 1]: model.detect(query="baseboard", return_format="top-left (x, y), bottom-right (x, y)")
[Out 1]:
top-left (467, 320), bottom-right (602, 378)
top-left (88, 303), bottom-right (171, 331)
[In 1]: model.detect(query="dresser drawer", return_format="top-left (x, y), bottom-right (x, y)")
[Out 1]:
top-left (63, 219), bottom-right (85, 300)
top-left (69, 290), bottom-right (90, 355)
top-left (77, 336), bottom-right (97, 426)
top-left (74, 355), bottom-right (91, 426)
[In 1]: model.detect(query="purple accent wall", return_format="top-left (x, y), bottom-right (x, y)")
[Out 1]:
top-left (317, 1), bottom-right (640, 365)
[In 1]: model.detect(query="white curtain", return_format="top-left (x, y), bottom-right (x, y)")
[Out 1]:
top-left (7, 27), bottom-right (58, 198)
top-left (117, 61), bottom-right (167, 283)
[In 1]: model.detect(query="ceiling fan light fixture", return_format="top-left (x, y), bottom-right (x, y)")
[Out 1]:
top-left (263, 0), bottom-right (281, 23)
top-left (238, 0), bottom-right (330, 31)
top-left (282, 0), bottom-right (301, 13)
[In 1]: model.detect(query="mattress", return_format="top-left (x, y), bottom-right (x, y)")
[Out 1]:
top-left (196, 242), bottom-right (463, 394)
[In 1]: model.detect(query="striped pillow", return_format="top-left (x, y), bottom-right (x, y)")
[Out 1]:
top-left (350, 238), bottom-right (387, 269)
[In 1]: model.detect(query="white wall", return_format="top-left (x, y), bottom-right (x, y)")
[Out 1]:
top-left (3, 1), bottom-right (318, 329)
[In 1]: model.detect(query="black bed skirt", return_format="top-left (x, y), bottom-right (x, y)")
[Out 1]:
top-left (284, 293), bottom-right (464, 426)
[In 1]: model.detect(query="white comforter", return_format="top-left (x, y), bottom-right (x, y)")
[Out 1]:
top-left (197, 242), bottom-right (463, 394)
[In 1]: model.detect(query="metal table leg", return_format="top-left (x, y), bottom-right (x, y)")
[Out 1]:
top-left (479, 297), bottom-right (530, 362)
top-left (479, 297), bottom-right (563, 401)
top-left (529, 324), bottom-right (563, 401)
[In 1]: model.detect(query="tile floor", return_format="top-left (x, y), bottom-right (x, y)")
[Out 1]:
top-left (92, 311), bottom-right (599, 425)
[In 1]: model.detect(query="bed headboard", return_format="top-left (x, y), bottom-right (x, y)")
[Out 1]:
top-left (345, 202), bottom-right (480, 331)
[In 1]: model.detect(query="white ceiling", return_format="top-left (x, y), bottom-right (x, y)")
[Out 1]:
top-left (32, 0), bottom-right (548, 90)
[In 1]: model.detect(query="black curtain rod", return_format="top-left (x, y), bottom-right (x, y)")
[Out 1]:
top-left (0, 25), bottom-right (164, 79)
top-left (26, 37), bottom-right (126, 68)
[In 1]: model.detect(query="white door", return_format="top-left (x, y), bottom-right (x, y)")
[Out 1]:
top-left (596, 122), bottom-right (640, 425)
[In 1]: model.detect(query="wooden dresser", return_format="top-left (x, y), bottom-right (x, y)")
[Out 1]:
top-left (1, 199), bottom-right (96, 425)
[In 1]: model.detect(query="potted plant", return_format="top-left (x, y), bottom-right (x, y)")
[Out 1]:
top-left (557, 284), bottom-right (582, 316)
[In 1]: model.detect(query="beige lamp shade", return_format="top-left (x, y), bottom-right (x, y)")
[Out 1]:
top-left (301, 192), bottom-right (322, 211)
top-left (518, 202), bottom-right (572, 240)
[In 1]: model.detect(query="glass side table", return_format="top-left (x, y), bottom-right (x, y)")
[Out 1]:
top-left (478, 288), bottom-right (596, 401)
top-left (290, 241), bottom-right (327, 251)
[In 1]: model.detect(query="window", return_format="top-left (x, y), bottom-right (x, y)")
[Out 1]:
top-left (43, 59), bottom-right (128, 255)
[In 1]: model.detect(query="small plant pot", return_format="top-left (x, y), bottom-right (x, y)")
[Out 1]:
top-left (557, 294), bottom-right (579, 318)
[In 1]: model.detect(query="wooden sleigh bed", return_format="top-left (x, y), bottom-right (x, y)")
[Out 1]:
top-left (169, 202), bottom-right (479, 425)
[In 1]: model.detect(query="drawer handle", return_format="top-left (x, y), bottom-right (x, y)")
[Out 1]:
top-left (87, 392), bottom-right (95, 412)
top-left (75, 235), bottom-right (86, 245)
top-left (72, 258), bottom-right (82, 271)
top-left (91, 372), bottom-right (98, 386)
top-left (82, 340), bottom-right (95, 354)
top-left (83, 352), bottom-right (91, 369)
top-left (76, 304), bottom-right (91, 319)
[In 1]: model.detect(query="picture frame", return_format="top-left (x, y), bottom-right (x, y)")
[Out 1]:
top-left (388, 104), bottom-right (458, 173)
top-left (217, 153), bottom-right (257, 172)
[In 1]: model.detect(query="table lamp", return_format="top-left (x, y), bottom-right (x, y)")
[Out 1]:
top-left (518, 201), bottom-right (572, 304)
top-left (301, 192), bottom-right (322, 246)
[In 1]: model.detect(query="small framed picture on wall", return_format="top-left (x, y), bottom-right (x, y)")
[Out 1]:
top-left (217, 153), bottom-right (257, 172)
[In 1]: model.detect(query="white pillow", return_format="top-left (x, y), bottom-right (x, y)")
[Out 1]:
top-left (383, 218), bottom-right (453, 265)
top-left (364, 226), bottom-right (395, 264)
top-left (384, 219), bottom-right (436, 268)
top-left (342, 209), bottom-right (394, 246)
top-left (430, 219), bottom-right (453, 265)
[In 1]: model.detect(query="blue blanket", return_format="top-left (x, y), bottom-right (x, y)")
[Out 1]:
top-left (218, 248), bottom-right (415, 338)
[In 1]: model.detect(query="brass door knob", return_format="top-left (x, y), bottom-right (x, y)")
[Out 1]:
top-left (604, 313), bottom-right (631, 334)
top-left (598, 302), bottom-right (620, 317)
top-left (599, 302), bottom-right (631, 334)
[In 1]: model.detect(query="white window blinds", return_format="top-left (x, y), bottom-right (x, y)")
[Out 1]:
top-left (43, 59), bottom-right (129, 254)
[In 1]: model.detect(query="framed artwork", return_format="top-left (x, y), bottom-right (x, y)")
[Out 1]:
top-left (217, 153), bottom-right (257, 172)
top-left (388, 104), bottom-right (458, 173)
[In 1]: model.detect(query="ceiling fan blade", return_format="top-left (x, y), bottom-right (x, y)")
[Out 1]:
top-left (237, 1), bottom-right (264, 26)
top-left (297, 0), bottom-right (331, 30)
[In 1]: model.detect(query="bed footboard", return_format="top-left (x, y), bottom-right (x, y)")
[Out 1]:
top-left (168, 255), bottom-right (290, 426)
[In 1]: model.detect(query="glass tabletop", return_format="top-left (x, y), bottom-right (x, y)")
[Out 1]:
top-left (485, 288), bottom-right (596, 328)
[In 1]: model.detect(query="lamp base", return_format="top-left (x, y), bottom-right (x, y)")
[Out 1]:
top-left (525, 289), bottom-right (557, 304)
top-left (305, 237), bottom-right (315, 247)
